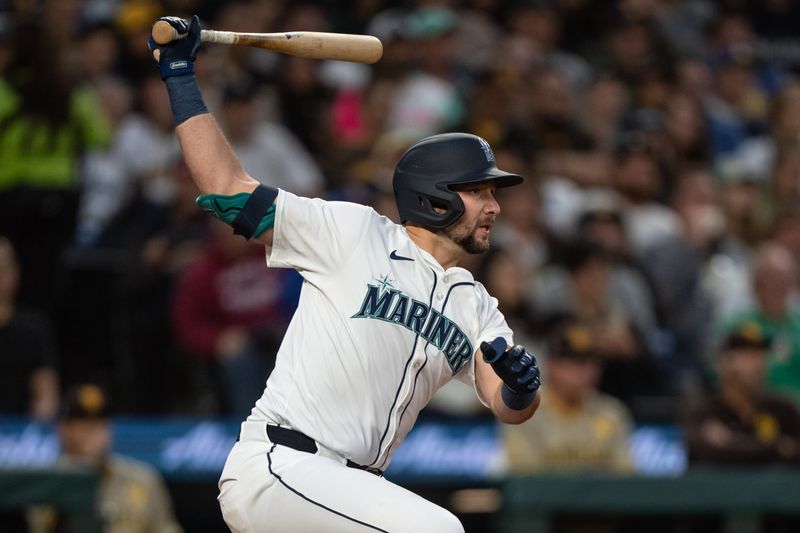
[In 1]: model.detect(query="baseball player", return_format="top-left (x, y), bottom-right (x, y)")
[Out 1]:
top-left (149, 16), bottom-right (541, 533)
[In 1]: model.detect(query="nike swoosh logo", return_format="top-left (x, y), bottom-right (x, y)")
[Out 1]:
top-left (390, 250), bottom-right (414, 261)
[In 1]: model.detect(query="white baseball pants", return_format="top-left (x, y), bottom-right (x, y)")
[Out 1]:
top-left (218, 420), bottom-right (465, 533)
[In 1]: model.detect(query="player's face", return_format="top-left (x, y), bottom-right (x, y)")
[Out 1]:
top-left (446, 181), bottom-right (500, 254)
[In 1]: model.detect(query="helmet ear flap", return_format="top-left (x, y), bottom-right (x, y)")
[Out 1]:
top-left (414, 189), bottom-right (465, 229)
top-left (395, 185), bottom-right (464, 229)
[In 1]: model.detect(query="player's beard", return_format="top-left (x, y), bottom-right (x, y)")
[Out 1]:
top-left (456, 233), bottom-right (488, 254)
top-left (445, 216), bottom-right (493, 255)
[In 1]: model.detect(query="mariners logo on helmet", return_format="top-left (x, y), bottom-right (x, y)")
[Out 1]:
top-left (478, 137), bottom-right (495, 162)
top-left (393, 133), bottom-right (524, 230)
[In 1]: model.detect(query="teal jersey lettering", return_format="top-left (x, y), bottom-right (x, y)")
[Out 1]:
top-left (352, 284), bottom-right (473, 373)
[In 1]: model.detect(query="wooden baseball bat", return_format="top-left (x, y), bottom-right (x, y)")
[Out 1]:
top-left (152, 21), bottom-right (383, 64)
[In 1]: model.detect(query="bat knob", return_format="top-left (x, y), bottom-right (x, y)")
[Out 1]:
top-left (152, 20), bottom-right (181, 45)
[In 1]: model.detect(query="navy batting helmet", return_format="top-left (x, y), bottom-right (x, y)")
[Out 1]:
top-left (393, 133), bottom-right (523, 230)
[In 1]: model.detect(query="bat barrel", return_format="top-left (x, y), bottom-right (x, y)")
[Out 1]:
top-left (245, 31), bottom-right (383, 64)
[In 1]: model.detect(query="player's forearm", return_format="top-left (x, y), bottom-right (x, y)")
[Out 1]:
top-left (162, 72), bottom-right (259, 196)
top-left (151, 17), bottom-right (256, 196)
top-left (165, 76), bottom-right (275, 245)
top-left (175, 113), bottom-right (259, 196)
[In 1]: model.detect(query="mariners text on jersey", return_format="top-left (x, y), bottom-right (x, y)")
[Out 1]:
top-left (352, 283), bottom-right (474, 374)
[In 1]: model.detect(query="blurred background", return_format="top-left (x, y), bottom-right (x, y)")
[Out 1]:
top-left (2, 0), bottom-right (800, 531)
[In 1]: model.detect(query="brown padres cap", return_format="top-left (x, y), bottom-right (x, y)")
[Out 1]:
top-left (60, 384), bottom-right (111, 420)
top-left (547, 322), bottom-right (597, 360)
top-left (721, 320), bottom-right (772, 352)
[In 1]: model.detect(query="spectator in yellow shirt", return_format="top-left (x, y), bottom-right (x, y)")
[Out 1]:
top-left (28, 384), bottom-right (182, 533)
top-left (504, 320), bottom-right (634, 473)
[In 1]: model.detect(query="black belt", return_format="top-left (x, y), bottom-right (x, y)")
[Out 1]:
top-left (266, 424), bottom-right (384, 477)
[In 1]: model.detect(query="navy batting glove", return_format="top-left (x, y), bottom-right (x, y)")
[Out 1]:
top-left (148, 15), bottom-right (202, 79)
top-left (481, 338), bottom-right (541, 410)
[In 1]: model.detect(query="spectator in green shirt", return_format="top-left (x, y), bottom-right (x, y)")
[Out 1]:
top-left (0, 12), bottom-right (111, 313)
top-left (725, 243), bottom-right (800, 405)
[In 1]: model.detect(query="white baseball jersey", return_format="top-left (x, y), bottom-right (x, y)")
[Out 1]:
top-left (250, 189), bottom-right (513, 470)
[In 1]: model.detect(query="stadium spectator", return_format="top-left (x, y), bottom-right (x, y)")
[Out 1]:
top-left (704, 12), bottom-right (773, 157)
top-left (683, 319), bottom-right (800, 466)
top-left (579, 73), bottom-right (628, 152)
top-left (772, 207), bottom-right (800, 268)
top-left (504, 0), bottom-right (591, 90)
top-left (0, 237), bottom-right (59, 420)
top-left (272, 5), bottom-right (335, 164)
top-left (74, 75), bottom-right (136, 246)
top-left (769, 144), bottom-right (800, 213)
top-left (575, 190), bottom-right (658, 348)
top-left (75, 21), bottom-right (122, 85)
top-left (115, 159), bottom-right (211, 414)
top-left (662, 92), bottom-right (712, 173)
top-left (519, 66), bottom-right (606, 190)
top-left (504, 320), bottom-right (634, 473)
top-left (386, 6), bottom-right (465, 139)
top-left (715, 151), bottom-right (773, 248)
top-left (724, 243), bottom-right (800, 404)
top-left (171, 220), bottom-right (295, 417)
top-left (490, 170), bottom-right (551, 278)
top-left (612, 143), bottom-right (681, 255)
top-left (113, 0), bottom-right (166, 82)
top-left (670, 167), bottom-right (752, 319)
top-left (0, 13), bottom-right (111, 314)
top-left (451, 0), bottom-right (503, 76)
top-left (218, 78), bottom-right (324, 197)
top-left (769, 82), bottom-right (800, 149)
top-left (73, 67), bottom-right (180, 249)
top-left (200, 0), bottom-right (286, 85)
top-left (477, 247), bottom-right (539, 352)
top-left (28, 384), bottom-right (181, 533)
top-left (601, 18), bottom-right (671, 108)
top-left (530, 238), bottom-right (663, 412)
top-left (638, 167), bottom-right (756, 395)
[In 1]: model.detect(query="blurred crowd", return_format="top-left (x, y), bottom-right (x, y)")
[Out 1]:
top-left (4, 0), bottom-right (800, 476)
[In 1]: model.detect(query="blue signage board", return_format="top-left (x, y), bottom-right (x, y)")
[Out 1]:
top-left (0, 417), bottom-right (686, 482)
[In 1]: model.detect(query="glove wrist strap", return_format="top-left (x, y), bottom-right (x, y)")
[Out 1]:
top-left (165, 74), bottom-right (208, 127)
top-left (501, 384), bottom-right (535, 411)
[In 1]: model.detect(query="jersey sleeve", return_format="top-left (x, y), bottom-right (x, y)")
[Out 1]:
top-left (268, 189), bottom-right (375, 274)
top-left (454, 283), bottom-right (514, 404)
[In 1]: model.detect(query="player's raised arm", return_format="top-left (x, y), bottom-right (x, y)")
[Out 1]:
top-left (149, 16), bottom-right (275, 246)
